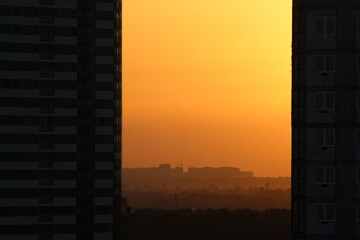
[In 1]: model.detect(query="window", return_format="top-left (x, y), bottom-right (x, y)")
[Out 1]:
top-left (39, 70), bottom-right (54, 78)
top-left (315, 55), bottom-right (335, 73)
top-left (39, 178), bottom-right (54, 186)
top-left (39, 88), bottom-right (54, 96)
top-left (39, 52), bottom-right (54, 60)
top-left (39, 196), bottom-right (54, 204)
top-left (38, 232), bottom-right (53, 240)
top-left (316, 11), bottom-right (336, 36)
top-left (357, 11), bottom-right (360, 35)
top-left (39, 106), bottom-right (54, 114)
top-left (357, 55), bottom-right (360, 73)
top-left (356, 167), bottom-right (360, 184)
top-left (316, 204), bottom-right (335, 222)
top-left (39, 142), bottom-right (54, 150)
top-left (39, 159), bottom-right (54, 168)
top-left (357, 204), bottom-right (360, 222)
top-left (40, 33), bottom-right (54, 42)
top-left (39, 0), bottom-right (54, 5)
top-left (315, 92), bottom-right (335, 110)
top-left (315, 129), bottom-right (335, 147)
top-left (40, 16), bottom-right (54, 24)
top-left (356, 129), bottom-right (360, 147)
top-left (39, 124), bottom-right (55, 132)
top-left (315, 167), bottom-right (335, 184)
top-left (38, 214), bottom-right (53, 222)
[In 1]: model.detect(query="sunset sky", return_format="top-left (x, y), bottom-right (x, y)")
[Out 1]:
top-left (123, 0), bottom-right (292, 177)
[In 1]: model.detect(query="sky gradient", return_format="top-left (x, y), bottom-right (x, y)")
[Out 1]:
top-left (123, 0), bottom-right (291, 177)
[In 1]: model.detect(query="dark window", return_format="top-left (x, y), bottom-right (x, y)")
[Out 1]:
top-left (356, 92), bottom-right (360, 110)
top-left (39, 0), bottom-right (54, 5)
top-left (316, 204), bottom-right (335, 221)
top-left (356, 167), bottom-right (360, 184)
top-left (315, 92), bottom-right (334, 110)
top-left (357, 11), bottom-right (360, 35)
top-left (39, 88), bottom-right (55, 96)
top-left (40, 33), bottom-right (54, 42)
top-left (40, 52), bottom-right (54, 60)
top-left (39, 124), bottom-right (55, 132)
top-left (357, 130), bottom-right (360, 146)
top-left (315, 167), bottom-right (334, 184)
top-left (315, 55), bottom-right (335, 73)
top-left (39, 106), bottom-right (54, 114)
top-left (39, 178), bottom-right (54, 186)
top-left (39, 159), bottom-right (54, 168)
top-left (38, 196), bottom-right (54, 204)
top-left (40, 16), bottom-right (55, 24)
top-left (39, 142), bottom-right (54, 150)
top-left (38, 232), bottom-right (53, 240)
top-left (315, 11), bottom-right (336, 35)
top-left (315, 129), bottom-right (335, 147)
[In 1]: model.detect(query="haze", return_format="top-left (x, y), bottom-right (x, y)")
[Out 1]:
top-left (123, 0), bottom-right (291, 177)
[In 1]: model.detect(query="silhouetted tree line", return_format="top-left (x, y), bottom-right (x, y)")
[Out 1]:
top-left (125, 188), bottom-right (290, 210)
top-left (121, 208), bottom-right (290, 240)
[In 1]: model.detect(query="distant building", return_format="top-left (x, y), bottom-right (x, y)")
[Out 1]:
top-left (123, 164), bottom-right (253, 180)
top-left (292, 0), bottom-right (360, 238)
top-left (238, 171), bottom-right (254, 178)
top-left (187, 167), bottom-right (254, 178)
top-left (123, 164), bottom-right (184, 180)
top-left (0, 0), bottom-right (121, 239)
top-left (159, 163), bottom-right (171, 169)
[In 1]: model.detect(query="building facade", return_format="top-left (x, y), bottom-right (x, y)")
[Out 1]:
top-left (0, 0), bottom-right (121, 239)
top-left (292, 0), bottom-right (360, 239)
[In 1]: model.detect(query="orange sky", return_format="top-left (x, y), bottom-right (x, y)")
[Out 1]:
top-left (123, 0), bottom-right (291, 177)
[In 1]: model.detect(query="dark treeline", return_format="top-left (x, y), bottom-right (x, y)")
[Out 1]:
top-left (125, 188), bottom-right (291, 210)
top-left (121, 208), bottom-right (291, 240)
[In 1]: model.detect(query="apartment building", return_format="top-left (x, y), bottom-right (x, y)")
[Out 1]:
top-left (0, 0), bottom-right (121, 239)
top-left (292, 0), bottom-right (360, 239)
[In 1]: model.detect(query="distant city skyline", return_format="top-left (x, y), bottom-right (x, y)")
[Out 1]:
top-left (123, 163), bottom-right (290, 194)
top-left (123, 163), bottom-right (283, 177)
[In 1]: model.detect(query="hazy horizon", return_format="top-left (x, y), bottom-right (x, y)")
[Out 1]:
top-left (123, 0), bottom-right (291, 177)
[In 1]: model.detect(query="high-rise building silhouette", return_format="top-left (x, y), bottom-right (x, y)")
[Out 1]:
top-left (292, 0), bottom-right (360, 238)
top-left (0, 0), bottom-right (121, 239)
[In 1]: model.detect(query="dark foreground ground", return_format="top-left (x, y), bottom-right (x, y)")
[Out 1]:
top-left (121, 208), bottom-right (290, 240)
